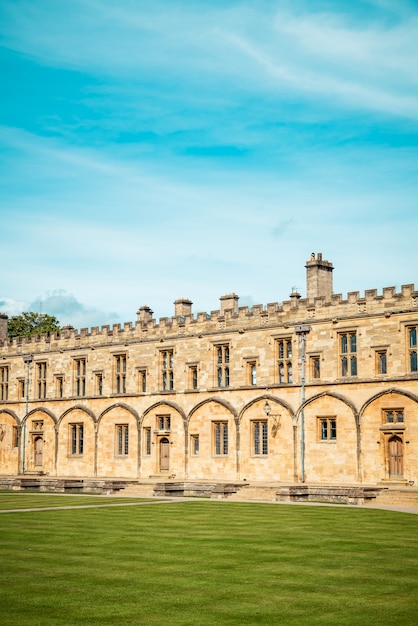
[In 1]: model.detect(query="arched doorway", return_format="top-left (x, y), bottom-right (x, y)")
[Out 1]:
top-left (388, 435), bottom-right (403, 477)
top-left (34, 436), bottom-right (43, 467)
top-left (159, 437), bottom-right (170, 472)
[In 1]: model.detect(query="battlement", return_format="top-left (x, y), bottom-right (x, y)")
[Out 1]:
top-left (0, 282), bottom-right (417, 354)
top-left (1, 255), bottom-right (417, 354)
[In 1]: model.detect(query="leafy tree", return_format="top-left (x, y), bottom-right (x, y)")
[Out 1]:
top-left (7, 312), bottom-right (61, 339)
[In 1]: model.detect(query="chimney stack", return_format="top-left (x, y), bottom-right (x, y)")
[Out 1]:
top-left (0, 313), bottom-right (8, 342)
top-left (305, 252), bottom-right (333, 302)
top-left (136, 305), bottom-right (154, 325)
top-left (174, 298), bottom-right (193, 318)
top-left (220, 293), bottom-right (239, 314)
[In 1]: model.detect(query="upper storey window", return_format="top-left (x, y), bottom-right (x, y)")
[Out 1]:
top-left (74, 358), bottom-right (86, 397)
top-left (114, 355), bottom-right (127, 394)
top-left (310, 356), bottom-right (321, 380)
top-left (161, 350), bottom-right (174, 391)
top-left (217, 344), bottom-right (230, 388)
top-left (37, 362), bottom-right (47, 399)
top-left (277, 338), bottom-right (292, 384)
top-left (409, 327), bottom-right (417, 373)
top-left (0, 366), bottom-right (9, 401)
top-left (340, 332), bottom-right (357, 377)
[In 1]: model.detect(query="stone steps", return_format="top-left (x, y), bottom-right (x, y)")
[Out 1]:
top-left (119, 482), bottom-right (158, 497)
top-left (371, 489), bottom-right (418, 507)
top-left (227, 485), bottom-right (278, 501)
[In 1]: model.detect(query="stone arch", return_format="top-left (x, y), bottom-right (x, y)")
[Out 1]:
top-left (140, 401), bottom-right (188, 479)
top-left (359, 387), bottom-right (418, 484)
top-left (238, 395), bottom-right (295, 483)
top-left (189, 396), bottom-right (237, 423)
top-left (24, 406), bottom-right (57, 426)
top-left (143, 400), bottom-right (187, 426)
top-left (187, 397), bottom-right (238, 481)
top-left (0, 408), bottom-right (20, 425)
top-left (238, 394), bottom-right (295, 422)
top-left (21, 408), bottom-right (57, 475)
top-left (98, 402), bottom-right (140, 426)
top-left (58, 405), bottom-right (97, 428)
top-left (0, 409), bottom-right (21, 475)
top-left (359, 388), bottom-right (418, 419)
top-left (56, 406), bottom-right (96, 477)
top-left (297, 391), bottom-right (359, 425)
top-left (295, 390), bottom-right (359, 484)
top-left (96, 403), bottom-right (140, 479)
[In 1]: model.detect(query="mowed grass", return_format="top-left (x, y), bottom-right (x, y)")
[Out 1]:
top-left (0, 496), bottom-right (417, 625)
top-left (0, 491), bottom-right (152, 510)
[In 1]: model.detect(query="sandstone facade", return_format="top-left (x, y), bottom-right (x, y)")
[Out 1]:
top-left (0, 253), bottom-right (417, 486)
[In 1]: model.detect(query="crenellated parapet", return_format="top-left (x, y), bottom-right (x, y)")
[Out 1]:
top-left (0, 255), bottom-right (417, 356)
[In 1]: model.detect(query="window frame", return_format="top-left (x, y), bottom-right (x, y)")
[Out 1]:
top-left (215, 344), bottom-right (230, 389)
top-left (382, 409), bottom-right (404, 425)
top-left (160, 350), bottom-right (174, 391)
top-left (213, 421), bottom-right (229, 456)
top-left (36, 361), bottom-right (47, 399)
top-left (94, 372), bottom-right (103, 396)
top-left (137, 368), bottom-right (147, 393)
top-left (0, 365), bottom-right (10, 401)
top-left (252, 420), bottom-right (268, 456)
top-left (115, 424), bottom-right (129, 456)
top-left (74, 357), bottom-right (86, 397)
top-left (276, 338), bottom-right (293, 384)
top-left (157, 415), bottom-right (171, 432)
top-left (114, 354), bottom-right (127, 394)
top-left (190, 434), bottom-right (199, 456)
top-left (69, 423), bottom-right (84, 455)
top-left (310, 355), bottom-right (321, 380)
top-left (318, 417), bottom-right (337, 442)
top-left (339, 331), bottom-right (357, 377)
top-left (144, 427), bottom-right (151, 455)
top-left (408, 326), bottom-right (417, 373)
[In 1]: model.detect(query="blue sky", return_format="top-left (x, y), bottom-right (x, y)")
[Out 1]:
top-left (1, 0), bottom-right (417, 329)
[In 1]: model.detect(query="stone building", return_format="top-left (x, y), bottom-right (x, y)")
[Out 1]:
top-left (0, 253), bottom-right (417, 491)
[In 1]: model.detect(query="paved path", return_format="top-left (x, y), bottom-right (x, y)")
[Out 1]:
top-left (1, 496), bottom-right (417, 515)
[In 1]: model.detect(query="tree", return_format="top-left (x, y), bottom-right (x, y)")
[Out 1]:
top-left (7, 312), bottom-right (61, 339)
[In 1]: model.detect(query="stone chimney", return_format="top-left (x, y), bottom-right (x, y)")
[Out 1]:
top-left (174, 298), bottom-right (193, 318)
top-left (220, 293), bottom-right (239, 314)
top-left (0, 313), bottom-right (8, 342)
top-left (305, 252), bottom-right (334, 302)
top-left (289, 288), bottom-right (301, 308)
top-left (136, 305), bottom-right (154, 325)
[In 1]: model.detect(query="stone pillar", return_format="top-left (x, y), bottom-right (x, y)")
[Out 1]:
top-left (305, 252), bottom-right (333, 301)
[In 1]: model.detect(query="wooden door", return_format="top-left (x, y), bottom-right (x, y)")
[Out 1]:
top-left (389, 435), bottom-right (403, 477)
top-left (160, 438), bottom-right (170, 471)
top-left (34, 437), bottom-right (43, 467)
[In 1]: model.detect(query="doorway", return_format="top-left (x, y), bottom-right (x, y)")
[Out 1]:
top-left (34, 436), bottom-right (43, 467)
top-left (160, 437), bottom-right (170, 471)
top-left (388, 435), bottom-right (403, 477)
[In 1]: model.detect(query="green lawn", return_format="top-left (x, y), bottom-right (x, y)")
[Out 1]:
top-left (0, 495), bottom-right (417, 625)
top-left (0, 491), bottom-right (152, 510)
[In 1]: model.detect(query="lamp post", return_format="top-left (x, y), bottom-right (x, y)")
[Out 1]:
top-left (295, 325), bottom-right (311, 483)
top-left (21, 354), bottom-right (33, 474)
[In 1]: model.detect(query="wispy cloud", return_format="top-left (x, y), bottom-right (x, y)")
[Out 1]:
top-left (0, 1), bottom-right (417, 326)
